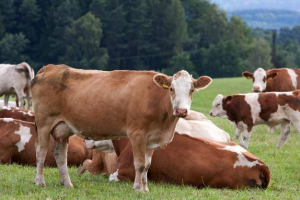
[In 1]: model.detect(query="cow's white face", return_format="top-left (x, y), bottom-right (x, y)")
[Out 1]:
top-left (210, 94), bottom-right (227, 118)
top-left (153, 70), bottom-right (212, 117)
top-left (252, 68), bottom-right (267, 92)
top-left (242, 68), bottom-right (278, 92)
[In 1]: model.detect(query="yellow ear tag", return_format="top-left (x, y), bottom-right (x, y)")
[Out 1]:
top-left (163, 83), bottom-right (169, 89)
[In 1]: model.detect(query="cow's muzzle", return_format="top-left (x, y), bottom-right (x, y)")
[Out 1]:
top-left (175, 108), bottom-right (188, 117)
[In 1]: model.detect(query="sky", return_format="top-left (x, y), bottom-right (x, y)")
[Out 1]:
top-left (209, 0), bottom-right (300, 11)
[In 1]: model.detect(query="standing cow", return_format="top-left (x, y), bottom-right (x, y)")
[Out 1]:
top-left (210, 91), bottom-right (300, 148)
top-left (242, 68), bottom-right (300, 93)
top-left (242, 68), bottom-right (300, 133)
top-left (0, 62), bottom-right (35, 109)
top-left (31, 64), bottom-right (212, 192)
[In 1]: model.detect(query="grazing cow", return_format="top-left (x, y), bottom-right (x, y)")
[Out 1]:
top-left (210, 91), bottom-right (300, 148)
top-left (0, 62), bottom-right (35, 109)
top-left (0, 118), bottom-right (92, 166)
top-left (0, 106), bottom-right (35, 122)
top-left (31, 64), bottom-right (212, 192)
top-left (108, 133), bottom-right (270, 189)
top-left (242, 68), bottom-right (300, 93)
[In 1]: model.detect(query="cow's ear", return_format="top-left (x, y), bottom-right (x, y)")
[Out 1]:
top-left (193, 76), bottom-right (212, 91)
top-left (242, 71), bottom-right (253, 79)
top-left (153, 74), bottom-right (172, 89)
top-left (267, 72), bottom-right (278, 80)
top-left (223, 96), bottom-right (232, 105)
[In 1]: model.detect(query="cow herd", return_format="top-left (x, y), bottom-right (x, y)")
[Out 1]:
top-left (0, 63), bottom-right (300, 193)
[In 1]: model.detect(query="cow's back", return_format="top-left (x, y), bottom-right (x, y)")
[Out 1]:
top-left (266, 68), bottom-right (300, 92)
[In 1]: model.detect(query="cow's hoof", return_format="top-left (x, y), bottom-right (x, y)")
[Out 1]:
top-left (143, 187), bottom-right (149, 192)
top-left (60, 181), bottom-right (74, 188)
top-left (133, 183), bottom-right (144, 192)
top-left (77, 166), bottom-right (86, 174)
top-left (35, 180), bottom-right (46, 187)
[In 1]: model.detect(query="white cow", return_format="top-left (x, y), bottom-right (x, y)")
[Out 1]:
top-left (0, 62), bottom-right (35, 109)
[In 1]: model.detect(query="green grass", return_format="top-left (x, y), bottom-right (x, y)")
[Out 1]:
top-left (2, 77), bottom-right (300, 199)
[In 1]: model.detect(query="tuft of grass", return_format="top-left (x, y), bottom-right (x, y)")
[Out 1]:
top-left (1, 77), bottom-right (300, 199)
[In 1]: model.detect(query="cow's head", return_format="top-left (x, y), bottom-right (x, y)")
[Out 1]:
top-left (210, 94), bottom-right (229, 118)
top-left (242, 68), bottom-right (278, 92)
top-left (153, 70), bottom-right (212, 117)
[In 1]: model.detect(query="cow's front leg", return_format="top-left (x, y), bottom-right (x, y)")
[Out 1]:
top-left (130, 134), bottom-right (147, 192)
top-left (277, 121), bottom-right (290, 148)
top-left (142, 149), bottom-right (154, 192)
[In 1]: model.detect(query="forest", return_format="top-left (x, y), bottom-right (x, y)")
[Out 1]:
top-left (0, 0), bottom-right (300, 77)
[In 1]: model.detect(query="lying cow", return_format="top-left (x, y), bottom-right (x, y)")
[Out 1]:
top-left (106, 133), bottom-right (270, 189)
top-left (79, 111), bottom-right (230, 175)
top-left (0, 62), bottom-right (35, 109)
top-left (176, 118), bottom-right (230, 142)
top-left (0, 106), bottom-right (35, 122)
top-left (0, 118), bottom-right (92, 166)
top-left (210, 91), bottom-right (300, 148)
top-left (242, 68), bottom-right (300, 93)
top-left (32, 64), bottom-right (212, 191)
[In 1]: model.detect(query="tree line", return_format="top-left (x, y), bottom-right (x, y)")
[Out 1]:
top-left (0, 0), bottom-right (299, 77)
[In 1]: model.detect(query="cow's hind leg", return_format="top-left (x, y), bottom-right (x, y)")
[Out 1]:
top-left (52, 122), bottom-right (74, 187)
top-left (276, 121), bottom-right (290, 149)
top-left (130, 134), bottom-right (147, 192)
top-left (4, 94), bottom-right (9, 106)
top-left (142, 149), bottom-right (154, 192)
top-left (35, 126), bottom-right (51, 187)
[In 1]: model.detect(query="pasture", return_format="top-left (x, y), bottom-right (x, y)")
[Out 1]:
top-left (1, 77), bottom-right (300, 199)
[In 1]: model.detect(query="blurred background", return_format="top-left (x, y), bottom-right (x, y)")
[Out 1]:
top-left (0, 0), bottom-right (299, 77)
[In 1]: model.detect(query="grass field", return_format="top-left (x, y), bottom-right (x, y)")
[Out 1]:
top-left (1, 77), bottom-right (300, 199)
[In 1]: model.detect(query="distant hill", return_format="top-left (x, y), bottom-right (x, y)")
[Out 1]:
top-left (210, 0), bottom-right (300, 11)
top-left (228, 9), bottom-right (300, 29)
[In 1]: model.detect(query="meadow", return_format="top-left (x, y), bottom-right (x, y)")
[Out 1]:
top-left (1, 77), bottom-right (300, 200)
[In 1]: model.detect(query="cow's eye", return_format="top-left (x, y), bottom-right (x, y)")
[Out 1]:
top-left (191, 88), bottom-right (195, 93)
top-left (170, 87), bottom-right (174, 92)
top-left (216, 103), bottom-right (220, 107)
top-left (263, 77), bottom-right (266, 82)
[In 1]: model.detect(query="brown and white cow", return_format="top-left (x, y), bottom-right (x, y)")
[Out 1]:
top-left (31, 64), bottom-right (212, 192)
top-left (0, 106), bottom-right (35, 122)
top-left (0, 118), bottom-right (92, 166)
top-left (210, 91), bottom-right (300, 148)
top-left (106, 133), bottom-right (270, 189)
top-left (242, 68), bottom-right (300, 93)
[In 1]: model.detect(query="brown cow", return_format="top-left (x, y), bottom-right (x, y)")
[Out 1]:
top-left (210, 91), bottom-right (300, 148)
top-left (31, 64), bottom-right (212, 192)
top-left (108, 133), bottom-right (270, 189)
top-left (242, 68), bottom-right (300, 93)
top-left (0, 118), bottom-right (92, 166)
top-left (0, 106), bottom-right (35, 122)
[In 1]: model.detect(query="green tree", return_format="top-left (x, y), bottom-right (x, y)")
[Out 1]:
top-left (162, 52), bottom-right (197, 76)
top-left (244, 38), bottom-right (273, 71)
top-left (63, 12), bottom-right (108, 70)
top-left (0, 33), bottom-right (29, 63)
